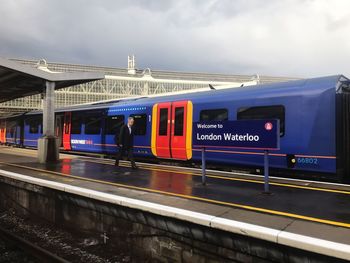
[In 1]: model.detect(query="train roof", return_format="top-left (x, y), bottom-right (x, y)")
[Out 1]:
top-left (26, 75), bottom-right (350, 115)
top-left (102, 75), bottom-right (349, 107)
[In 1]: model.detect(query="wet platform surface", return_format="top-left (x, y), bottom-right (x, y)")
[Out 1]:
top-left (1, 147), bottom-right (350, 229)
top-left (3, 148), bottom-right (350, 261)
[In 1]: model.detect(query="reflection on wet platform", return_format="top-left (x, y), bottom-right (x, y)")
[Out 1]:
top-left (3, 156), bottom-right (350, 228)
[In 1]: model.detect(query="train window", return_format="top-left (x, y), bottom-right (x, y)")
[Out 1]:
top-left (8, 122), bottom-right (16, 137)
top-left (130, 114), bottom-right (147, 136)
top-left (85, 115), bottom-right (102, 135)
top-left (71, 114), bottom-right (83, 134)
top-left (30, 121), bottom-right (38, 134)
top-left (237, 105), bottom-right (285, 136)
top-left (174, 107), bottom-right (184, 136)
top-left (64, 114), bottom-right (70, 134)
top-left (200, 109), bottom-right (228, 121)
top-left (159, 108), bottom-right (168, 136)
top-left (27, 117), bottom-right (41, 134)
top-left (105, 115), bottom-right (125, 135)
top-left (9, 126), bottom-right (16, 137)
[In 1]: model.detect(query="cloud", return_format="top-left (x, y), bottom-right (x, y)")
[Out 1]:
top-left (0, 0), bottom-right (349, 77)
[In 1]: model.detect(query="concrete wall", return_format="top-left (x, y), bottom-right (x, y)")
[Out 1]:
top-left (0, 176), bottom-right (343, 263)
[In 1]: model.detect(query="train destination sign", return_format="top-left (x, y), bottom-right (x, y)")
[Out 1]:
top-left (193, 120), bottom-right (280, 150)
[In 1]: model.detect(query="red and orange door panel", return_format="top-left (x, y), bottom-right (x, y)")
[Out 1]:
top-left (63, 112), bottom-right (71, 150)
top-left (0, 127), bottom-right (5, 143)
top-left (151, 101), bottom-right (193, 160)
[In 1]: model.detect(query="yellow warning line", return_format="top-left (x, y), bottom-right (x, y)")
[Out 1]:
top-left (1, 147), bottom-right (349, 195)
top-left (0, 161), bottom-right (350, 229)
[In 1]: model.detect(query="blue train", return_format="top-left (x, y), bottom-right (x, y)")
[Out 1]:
top-left (1, 75), bottom-right (349, 181)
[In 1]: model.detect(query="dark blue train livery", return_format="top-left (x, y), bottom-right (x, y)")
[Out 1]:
top-left (1, 75), bottom-right (350, 181)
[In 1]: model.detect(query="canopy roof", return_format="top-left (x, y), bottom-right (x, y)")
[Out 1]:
top-left (0, 57), bottom-right (104, 103)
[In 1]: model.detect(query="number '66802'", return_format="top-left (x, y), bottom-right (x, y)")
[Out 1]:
top-left (297, 158), bottom-right (318, 165)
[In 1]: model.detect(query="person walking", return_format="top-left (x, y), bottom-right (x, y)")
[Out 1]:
top-left (115, 117), bottom-right (138, 169)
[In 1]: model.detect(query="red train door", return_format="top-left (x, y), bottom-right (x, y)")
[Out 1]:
top-left (152, 101), bottom-right (193, 160)
top-left (171, 101), bottom-right (189, 159)
top-left (155, 102), bottom-right (172, 158)
top-left (63, 112), bottom-right (71, 150)
top-left (0, 127), bottom-right (4, 143)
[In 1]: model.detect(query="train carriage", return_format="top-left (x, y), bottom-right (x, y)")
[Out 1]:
top-left (1, 75), bottom-right (350, 181)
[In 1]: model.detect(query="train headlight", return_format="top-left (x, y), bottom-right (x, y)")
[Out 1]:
top-left (287, 154), bottom-right (296, 168)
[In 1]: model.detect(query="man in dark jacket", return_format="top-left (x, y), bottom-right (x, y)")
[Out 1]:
top-left (115, 117), bottom-right (138, 169)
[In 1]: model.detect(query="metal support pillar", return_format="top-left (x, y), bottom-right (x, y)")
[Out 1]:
top-left (38, 81), bottom-right (59, 163)
top-left (201, 148), bottom-right (206, 185)
top-left (264, 150), bottom-right (270, 193)
top-left (43, 81), bottom-right (55, 136)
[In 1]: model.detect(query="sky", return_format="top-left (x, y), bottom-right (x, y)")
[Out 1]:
top-left (0, 0), bottom-right (349, 78)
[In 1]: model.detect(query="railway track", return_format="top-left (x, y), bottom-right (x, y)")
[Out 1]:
top-left (0, 226), bottom-right (70, 263)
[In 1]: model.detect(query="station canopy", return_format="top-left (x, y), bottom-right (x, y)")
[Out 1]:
top-left (0, 57), bottom-right (104, 103)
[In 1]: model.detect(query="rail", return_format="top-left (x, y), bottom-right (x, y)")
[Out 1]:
top-left (0, 226), bottom-right (70, 263)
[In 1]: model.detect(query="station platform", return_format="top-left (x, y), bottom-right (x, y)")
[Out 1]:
top-left (0, 146), bottom-right (350, 261)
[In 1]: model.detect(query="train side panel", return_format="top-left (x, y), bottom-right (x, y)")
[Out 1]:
top-left (190, 87), bottom-right (336, 176)
top-left (23, 115), bottom-right (43, 147)
top-left (67, 106), bottom-right (153, 157)
top-left (14, 75), bottom-right (346, 180)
